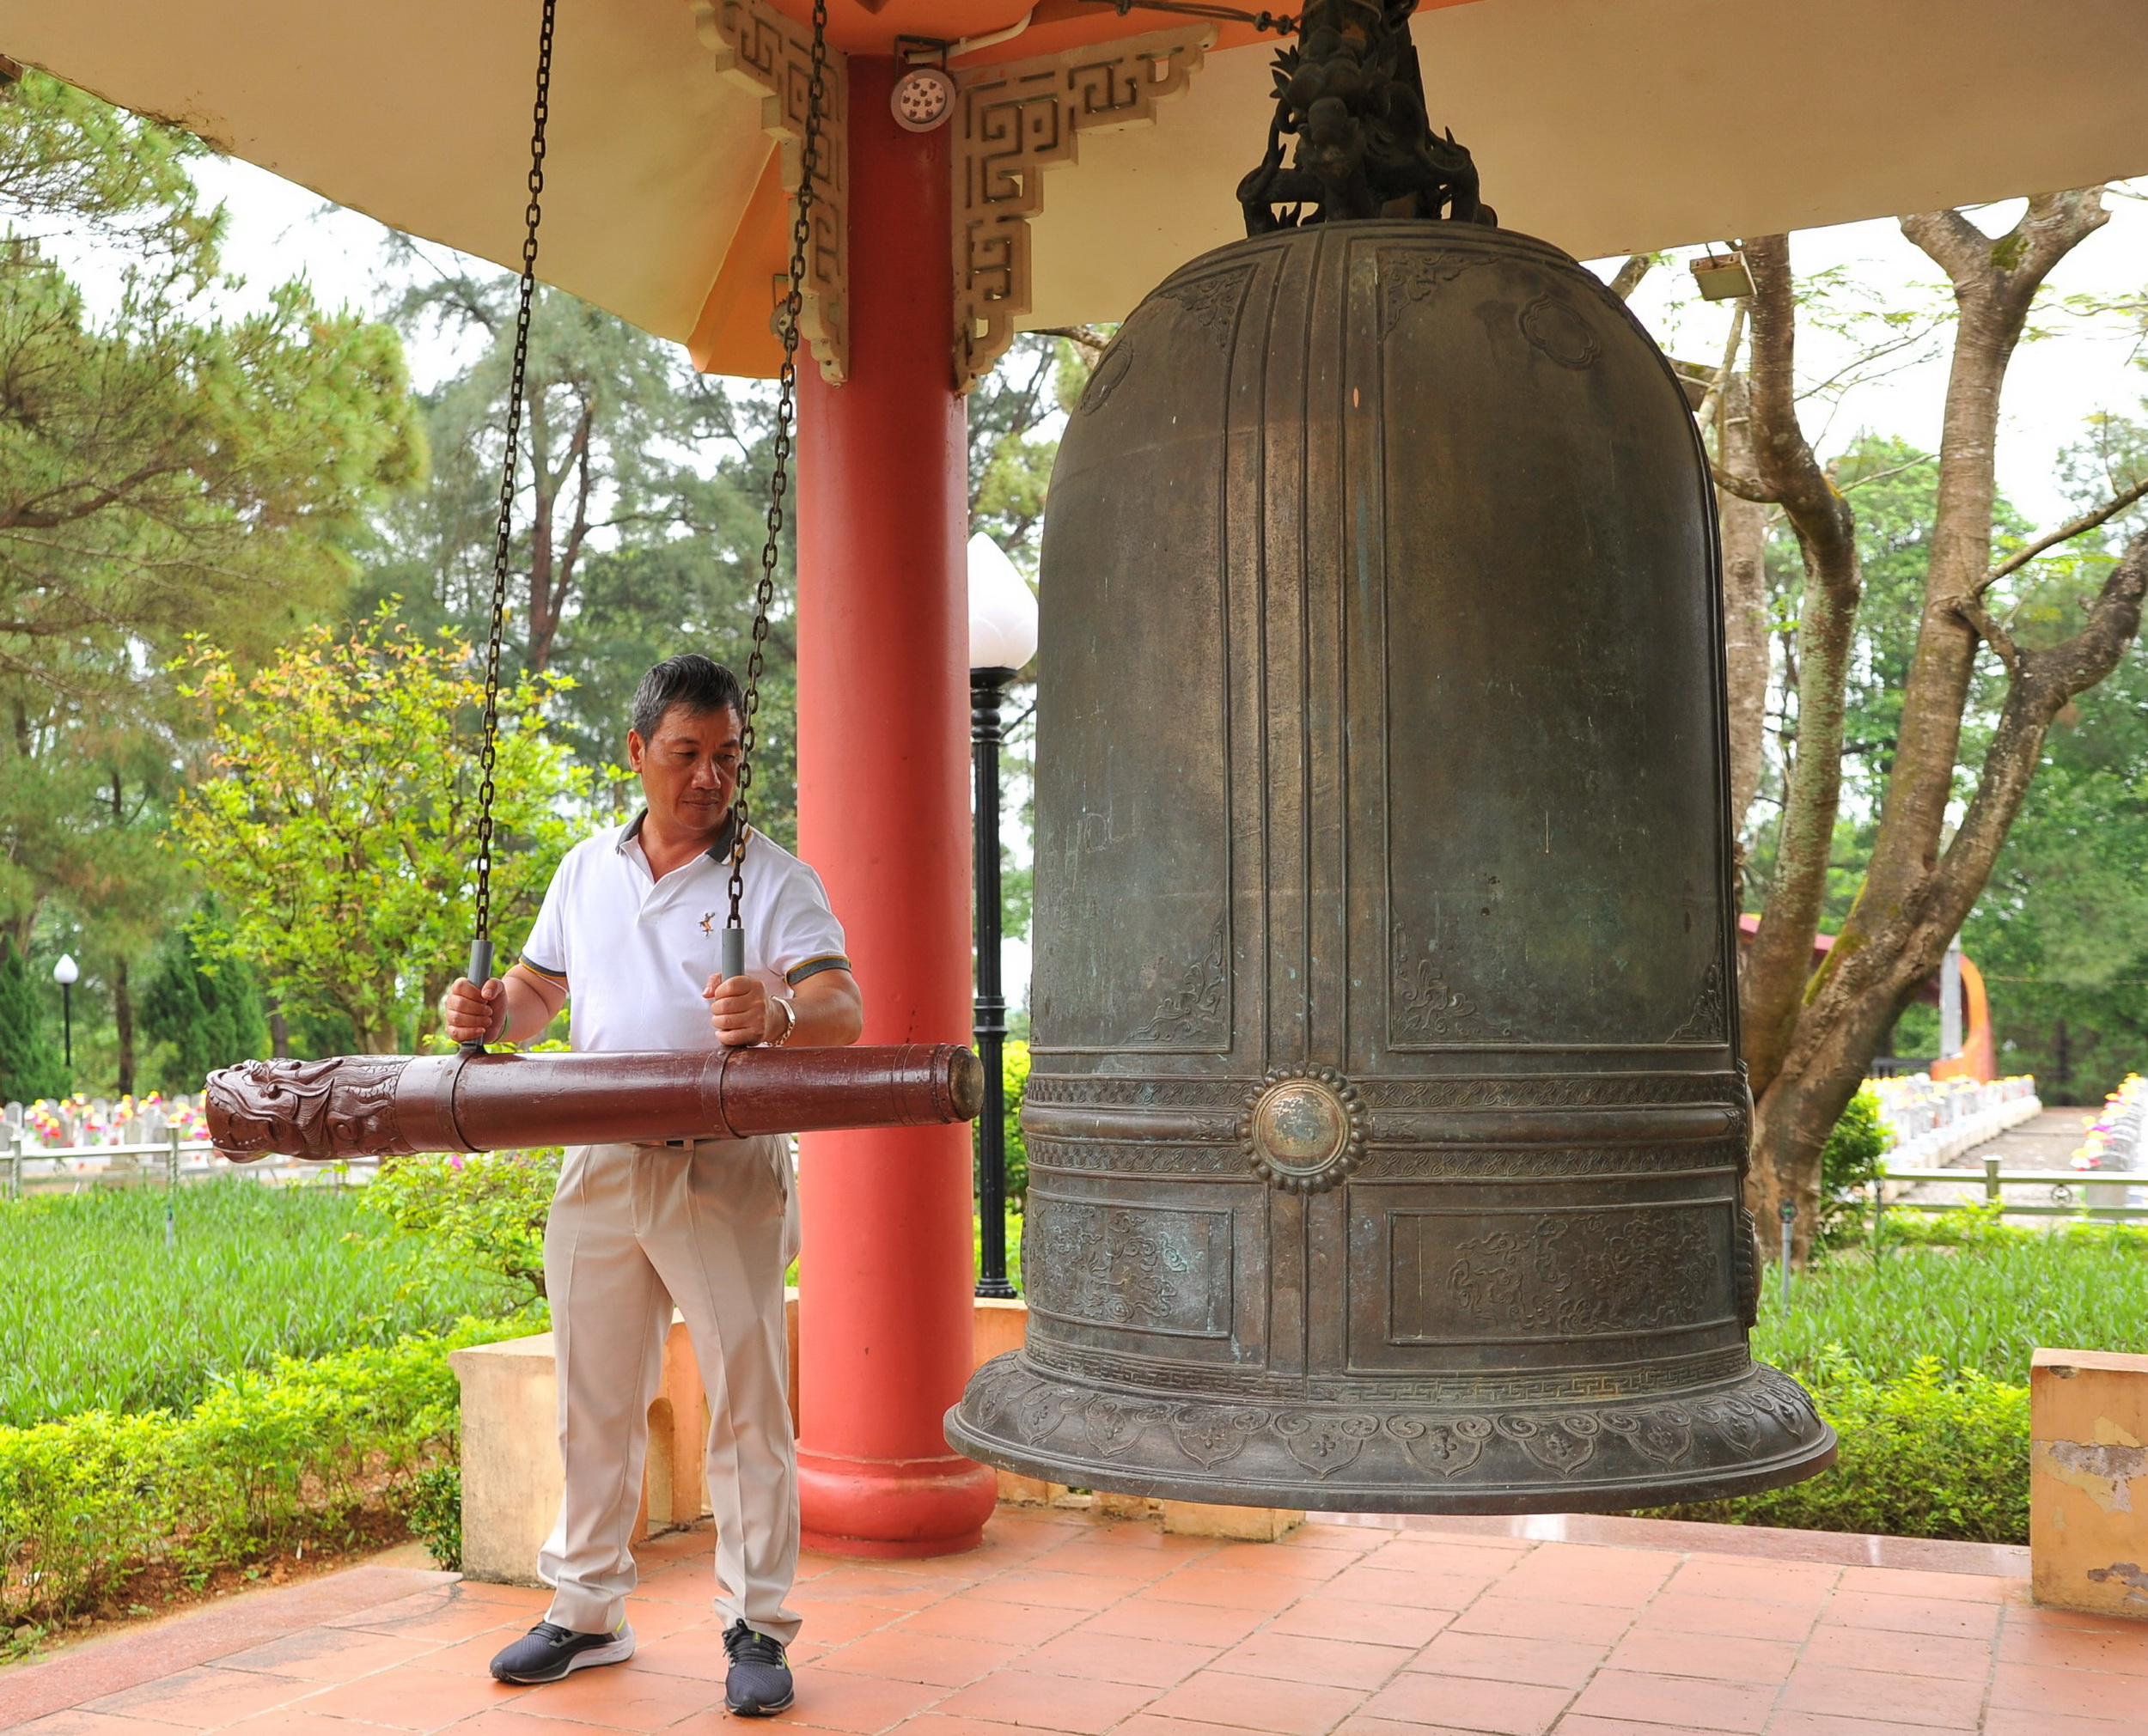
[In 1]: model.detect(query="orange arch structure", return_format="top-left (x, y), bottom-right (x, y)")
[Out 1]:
top-left (1928, 952), bottom-right (1997, 1085)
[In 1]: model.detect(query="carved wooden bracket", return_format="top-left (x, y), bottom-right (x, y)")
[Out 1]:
top-left (951, 27), bottom-right (1212, 393)
top-left (693, 0), bottom-right (851, 383)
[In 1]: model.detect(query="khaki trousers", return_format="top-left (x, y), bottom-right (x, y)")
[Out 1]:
top-left (537, 1136), bottom-right (802, 1642)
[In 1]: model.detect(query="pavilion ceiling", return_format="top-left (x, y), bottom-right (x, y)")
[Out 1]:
top-left (2, 0), bottom-right (2143, 374)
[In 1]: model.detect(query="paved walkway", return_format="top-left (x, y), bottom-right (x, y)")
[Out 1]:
top-left (1962, 1106), bottom-right (2094, 1175)
top-left (1895, 1106), bottom-right (2107, 1215)
top-left (0, 1504), bottom-right (2134, 1736)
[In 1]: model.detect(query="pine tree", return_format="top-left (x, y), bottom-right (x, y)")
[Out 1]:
top-left (141, 925), bottom-right (268, 1092)
top-left (0, 939), bottom-right (68, 1103)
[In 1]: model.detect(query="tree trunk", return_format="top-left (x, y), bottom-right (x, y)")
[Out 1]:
top-left (1718, 370), bottom-right (1770, 853)
top-left (1856, 192), bottom-right (2109, 935)
top-left (1732, 235), bottom-right (1864, 1106)
top-left (1748, 191), bottom-right (2128, 1261)
top-left (113, 958), bottom-right (132, 1095)
top-left (526, 393), bottom-right (558, 674)
top-left (1756, 521), bottom-right (2146, 1257)
top-left (267, 996), bottom-right (290, 1060)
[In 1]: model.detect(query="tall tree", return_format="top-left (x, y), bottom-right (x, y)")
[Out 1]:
top-left (1728, 192), bottom-right (2148, 1256)
top-left (0, 70), bottom-right (422, 1044)
top-left (377, 267), bottom-right (749, 672)
top-left (0, 935), bottom-right (64, 1101)
top-left (1967, 646), bottom-right (2148, 1101)
top-left (172, 610), bottom-right (583, 1053)
top-left (0, 62), bottom-right (211, 264)
top-left (967, 332), bottom-right (1100, 566)
top-left (139, 918), bottom-right (269, 1093)
top-left (363, 267), bottom-right (797, 831)
top-left (1964, 407), bottom-right (2148, 1100)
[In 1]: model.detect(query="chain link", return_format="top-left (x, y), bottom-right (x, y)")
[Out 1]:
top-left (728, 0), bottom-right (830, 930)
top-left (470, 0), bottom-right (555, 952)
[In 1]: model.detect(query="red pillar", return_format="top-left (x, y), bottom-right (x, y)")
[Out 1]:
top-left (792, 54), bottom-right (997, 1558)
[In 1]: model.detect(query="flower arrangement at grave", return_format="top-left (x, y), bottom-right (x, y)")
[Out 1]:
top-left (2071, 1075), bottom-right (2145, 1173)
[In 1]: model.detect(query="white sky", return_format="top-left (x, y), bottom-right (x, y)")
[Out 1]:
top-left (1610, 192), bottom-right (2148, 527)
top-left (186, 154), bottom-right (2148, 530)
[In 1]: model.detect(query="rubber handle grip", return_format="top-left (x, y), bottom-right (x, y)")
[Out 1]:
top-left (722, 927), bottom-right (745, 983)
top-left (461, 938), bottom-right (496, 1053)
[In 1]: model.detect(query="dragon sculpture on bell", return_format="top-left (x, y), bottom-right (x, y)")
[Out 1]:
top-left (1237, 0), bottom-right (1494, 233)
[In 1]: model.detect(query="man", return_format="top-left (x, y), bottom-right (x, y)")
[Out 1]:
top-left (442, 654), bottom-right (862, 1715)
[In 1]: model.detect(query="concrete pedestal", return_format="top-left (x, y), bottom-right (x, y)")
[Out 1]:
top-left (449, 1315), bottom-right (711, 1587)
top-left (2032, 1346), bottom-right (2148, 1617)
top-left (450, 1295), bottom-right (1304, 1582)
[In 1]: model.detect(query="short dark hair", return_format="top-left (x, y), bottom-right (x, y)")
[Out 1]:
top-left (631, 655), bottom-right (747, 741)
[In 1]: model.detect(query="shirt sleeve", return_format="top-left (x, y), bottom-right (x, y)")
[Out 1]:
top-left (517, 851), bottom-right (573, 983)
top-left (763, 856), bottom-right (851, 989)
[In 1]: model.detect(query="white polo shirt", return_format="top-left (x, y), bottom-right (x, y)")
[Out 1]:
top-left (519, 813), bottom-right (850, 1054)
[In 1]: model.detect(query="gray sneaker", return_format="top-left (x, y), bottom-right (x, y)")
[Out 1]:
top-left (489, 1620), bottom-right (636, 1684)
top-left (723, 1619), bottom-right (795, 1715)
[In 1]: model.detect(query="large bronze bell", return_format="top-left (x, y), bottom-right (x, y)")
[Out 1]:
top-left (944, 206), bottom-right (1837, 1509)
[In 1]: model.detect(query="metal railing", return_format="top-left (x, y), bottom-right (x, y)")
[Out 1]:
top-left (2, 1130), bottom-right (368, 1200)
top-left (1874, 1153), bottom-right (2148, 1219)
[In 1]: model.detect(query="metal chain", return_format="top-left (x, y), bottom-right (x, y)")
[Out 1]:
top-left (470, 0), bottom-right (555, 956)
top-left (728, 0), bottom-right (830, 930)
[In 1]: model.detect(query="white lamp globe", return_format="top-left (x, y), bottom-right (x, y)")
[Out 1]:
top-left (967, 532), bottom-right (1039, 673)
top-left (52, 953), bottom-right (77, 987)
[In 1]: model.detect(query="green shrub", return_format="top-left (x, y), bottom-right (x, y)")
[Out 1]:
top-left (0, 1179), bottom-right (512, 1426)
top-left (973, 1039), bottom-right (1030, 1205)
top-left (1656, 1355), bottom-right (2028, 1543)
top-left (1004, 1039), bottom-right (1030, 1203)
top-left (0, 1314), bottom-right (532, 1629)
top-left (1699, 1232), bottom-right (2148, 1546)
top-left (1880, 1200), bottom-right (2148, 1252)
top-left (407, 1465), bottom-right (461, 1573)
top-left (362, 1149), bottom-right (560, 1304)
top-left (0, 939), bottom-right (66, 1102)
top-left (1816, 1086), bottom-right (1892, 1247)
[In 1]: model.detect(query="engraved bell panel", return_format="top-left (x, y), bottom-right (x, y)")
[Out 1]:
top-left (946, 221), bottom-right (1836, 1511)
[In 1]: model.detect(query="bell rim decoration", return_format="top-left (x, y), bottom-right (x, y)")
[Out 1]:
top-left (947, 1358), bottom-right (1834, 1515)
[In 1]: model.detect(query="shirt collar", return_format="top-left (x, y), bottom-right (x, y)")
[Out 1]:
top-left (618, 807), bottom-right (742, 864)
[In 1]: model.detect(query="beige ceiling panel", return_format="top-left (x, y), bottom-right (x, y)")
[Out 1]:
top-left (6, 0), bottom-right (2146, 348)
top-left (0, 0), bottom-right (765, 342)
top-left (1027, 0), bottom-right (2148, 331)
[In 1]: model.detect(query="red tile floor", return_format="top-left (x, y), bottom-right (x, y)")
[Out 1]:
top-left (2, 1503), bottom-right (2142, 1736)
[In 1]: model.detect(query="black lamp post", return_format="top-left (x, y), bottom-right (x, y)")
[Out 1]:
top-left (971, 666), bottom-right (1018, 1299)
top-left (52, 953), bottom-right (76, 1071)
top-left (967, 533), bottom-right (1038, 1300)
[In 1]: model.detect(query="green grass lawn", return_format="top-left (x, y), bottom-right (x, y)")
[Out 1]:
top-left (0, 1179), bottom-right (517, 1426)
top-left (1756, 1227), bottom-right (2148, 1386)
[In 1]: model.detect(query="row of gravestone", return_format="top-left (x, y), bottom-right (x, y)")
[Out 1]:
top-left (2072, 1075), bottom-right (2145, 1175)
top-left (0, 1096), bottom-right (201, 1152)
